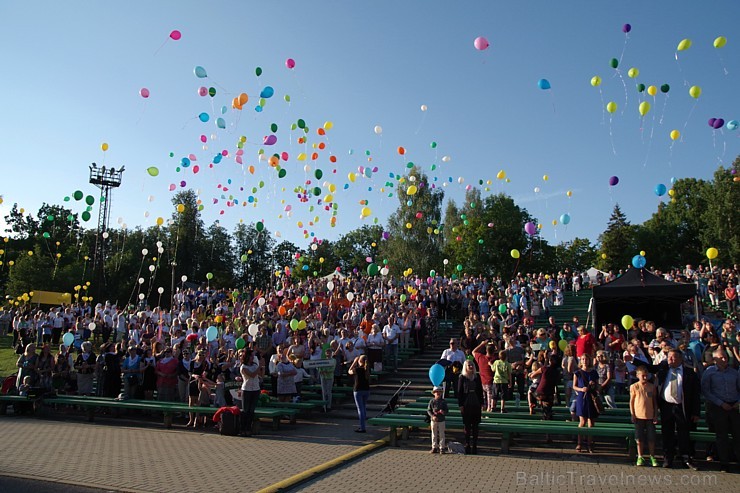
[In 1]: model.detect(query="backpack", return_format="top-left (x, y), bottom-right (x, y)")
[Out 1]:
top-left (218, 410), bottom-right (239, 436)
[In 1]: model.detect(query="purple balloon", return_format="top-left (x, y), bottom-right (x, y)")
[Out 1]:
top-left (382, 231), bottom-right (390, 240)
top-left (713, 118), bottom-right (725, 130)
top-left (708, 118), bottom-right (717, 128)
top-left (622, 23), bottom-right (631, 33)
top-left (609, 176), bottom-right (619, 186)
top-left (524, 221), bottom-right (537, 236)
top-left (263, 135), bottom-right (277, 146)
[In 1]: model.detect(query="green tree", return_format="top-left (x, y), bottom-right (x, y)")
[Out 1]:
top-left (334, 225), bottom-right (384, 273)
top-left (383, 166), bottom-right (444, 276)
top-left (169, 190), bottom-right (205, 283)
top-left (554, 237), bottom-right (599, 273)
top-left (597, 204), bottom-right (636, 271)
top-left (233, 223), bottom-right (275, 289)
top-left (701, 160), bottom-right (740, 264)
top-left (272, 240), bottom-right (300, 282)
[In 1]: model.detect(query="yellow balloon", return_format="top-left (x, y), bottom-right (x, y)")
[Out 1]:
top-left (537, 223), bottom-right (542, 230)
top-left (677, 38), bottom-right (692, 51)
top-left (328, 183), bottom-right (336, 193)
top-left (627, 67), bottom-right (639, 78)
top-left (601, 253), bottom-right (607, 259)
top-left (551, 219), bottom-right (558, 226)
top-left (647, 85), bottom-right (657, 96)
top-left (713, 36), bottom-right (727, 49)
top-left (496, 170), bottom-right (506, 180)
top-left (156, 217), bottom-right (164, 226)
top-left (361, 207), bottom-right (371, 217)
top-left (621, 315), bottom-right (634, 330)
top-left (348, 173), bottom-right (356, 183)
top-left (670, 129), bottom-right (680, 141)
top-left (566, 190), bottom-right (572, 197)
top-left (638, 101), bottom-right (651, 116)
top-left (668, 189), bottom-right (675, 197)
top-left (101, 142), bottom-right (109, 152)
top-left (590, 75), bottom-right (601, 87)
top-left (542, 175), bottom-right (549, 181)
top-left (324, 194), bottom-right (333, 203)
top-left (297, 153), bottom-right (307, 161)
top-left (27, 251), bottom-right (33, 256)
top-left (706, 247), bottom-right (718, 260)
top-left (405, 222), bottom-right (412, 229)
top-left (510, 249), bottom-right (520, 259)
top-left (323, 121), bottom-right (333, 130)
top-left (689, 85), bottom-right (701, 99)
top-left (640, 250), bottom-right (646, 256)
top-left (406, 185), bottom-right (418, 196)
top-left (176, 204), bottom-right (185, 213)
top-left (606, 101), bottom-right (617, 113)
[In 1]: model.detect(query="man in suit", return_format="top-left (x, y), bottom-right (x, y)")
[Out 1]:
top-left (701, 347), bottom-right (739, 473)
top-left (630, 349), bottom-right (701, 470)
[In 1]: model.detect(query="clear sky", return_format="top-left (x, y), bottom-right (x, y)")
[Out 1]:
top-left (1, 0), bottom-right (737, 249)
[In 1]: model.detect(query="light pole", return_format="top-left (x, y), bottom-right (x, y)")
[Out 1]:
top-left (170, 261), bottom-right (177, 310)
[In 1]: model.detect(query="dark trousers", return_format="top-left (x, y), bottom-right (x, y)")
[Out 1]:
top-left (464, 422), bottom-right (479, 449)
top-left (52, 327), bottom-right (62, 345)
top-left (413, 326), bottom-right (426, 354)
top-left (444, 368), bottom-right (458, 398)
top-left (661, 402), bottom-right (692, 461)
top-left (240, 389), bottom-right (260, 434)
top-left (511, 372), bottom-right (526, 399)
top-left (710, 404), bottom-right (740, 465)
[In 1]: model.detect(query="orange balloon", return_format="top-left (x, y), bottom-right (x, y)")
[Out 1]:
top-left (318, 142), bottom-right (326, 150)
top-left (311, 152), bottom-right (318, 160)
top-left (248, 165), bottom-right (255, 174)
top-left (298, 137), bottom-right (305, 144)
top-left (238, 93), bottom-right (248, 105)
top-left (278, 306), bottom-right (287, 316)
top-left (397, 146), bottom-right (406, 155)
top-left (329, 155), bottom-right (337, 163)
top-left (317, 128), bottom-right (326, 136)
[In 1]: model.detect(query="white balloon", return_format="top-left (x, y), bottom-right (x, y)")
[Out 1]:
top-left (420, 104), bottom-right (428, 112)
top-left (181, 275), bottom-right (188, 282)
top-left (248, 324), bottom-right (259, 337)
top-left (304, 164), bottom-right (311, 172)
top-left (443, 259), bottom-right (449, 265)
top-left (326, 281), bottom-right (334, 291)
top-left (117, 217), bottom-right (123, 224)
top-left (144, 211), bottom-right (150, 218)
top-left (148, 265), bottom-right (156, 272)
top-left (409, 176), bottom-right (416, 182)
top-left (374, 125), bottom-right (382, 135)
top-left (311, 244), bottom-right (318, 251)
top-left (157, 247), bottom-right (164, 254)
top-left (88, 322), bottom-right (96, 330)
top-left (138, 293), bottom-right (145, 300)
top-left (147, 195), bottom-right (154, 202)
top-left (157, 287), bottom-right (164, 294)
top-left (102, 232), bottom-right (109, 239)
top-left (121, 223), bottom-right (127, 229)
top-left (138, 278), bottom-right (145, 284)
top-left (457, 177), bottom-right (464, 184)
top-left (156, 241), bottom-right (163, 248)
top-left (258, 297), bottom-right (266, 306)
top-left (534, 187), bottom-right (541, 193)
top-left (141, 248), bottom-right (148, 256)
top-left (346, 292), bottom-right (355, 301)
top-left (380, 267), bottom-right (389, 276)
top-left (442, 155), bottom-right (451, 163)
top-left (275, 231), bottom-right (282, 238)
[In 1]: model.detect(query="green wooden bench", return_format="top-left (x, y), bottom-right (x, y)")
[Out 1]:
top-left (0, 395), bottom-right (39, 415)
top-left (42, 395), bottom-right (298, 432)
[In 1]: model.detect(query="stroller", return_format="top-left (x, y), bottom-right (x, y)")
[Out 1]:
top-left (375, 380), bottom-right (411, 417)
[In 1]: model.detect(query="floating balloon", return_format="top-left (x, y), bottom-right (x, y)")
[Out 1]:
top-left (147, 167), bottom-right (159, 177)
top-left (689, 86), bottom-right (701, 99)
top-left (713, 36), bottom-right (727, 48)
top-left (194, 66), bottom-right (207, 78)
top-left (429, 364), bottom-right (445, 386)
top-left (590, 76), bottom-right (601, 87)
top-left (627, 67), bottom-right (639, 78)
top-left (660, 84), bottom-right (670, 93)
top-left (538, 78), bottom-right (551, 90)
top-left (609, 58), bottom-right (619, 69)
top-left (670, 130), bottom-right (680, 141)
top-left (473, 36), bottom-right (489, 50)
top-left (524, 222), bottom-right (537, 236)
top-left (655, 184), bottom-right (667, 196)
top-left (609, 176), bottom-right (619, 186)
top-left (260, 86), bottom-right (274, 98)
top-left (647, 85), bottom-right (657, 96)
top-left (169, 30), bottom-right (182, 40)
top-left (62, 332), bottom-right (74, 347)
top-left (560, 213), bottom-right (571, 225)
top-left (677, 38), bottom-right (692, 51)
top-left (101, 142), bottom-right (109, 152)
top-left (285, 58), bottom-right (296, 69)
top-left (621, 315), bottom-right (634, 330)
top-left (638, 101), bottom-right (651, 116)
top-left (139, 88), bottom-right (150, 98)
top-left (727, 120), bottom-right (739, 131)
top-left (622, 24), bottom-right (631, 33)
top-left (606, 101), bottom-right (617, 113)
top-left (206, 326), bottom-right (218, 342)
top-left (374, 125), bottom-right (382, 135)
top-left (510, 249), bottom-right (520, 259)
top-left (632, 255), bottom-right (646, 269)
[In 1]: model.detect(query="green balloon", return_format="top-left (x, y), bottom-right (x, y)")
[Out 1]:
top-left (460, 214), bottom-right (466, 220)
top-left (235, 338), bottom-right (246, 350)
top-left (463, 220), bottom-right (470, 226)
top-left (383, 259), bottom-right (388, 265)
top-left (312, 187), bottom-right (321, 196)
top-left (456, 264), bottom-right (463, 271)
top-left (470, 203), bottom-right (476, 208)
top-left (63, 196), bottom-right (70, 202)
top-left (81, 211), bottom-right (91, 222)
top-left (240, 254), bottom-right (248, 262)
top-left (73, 190), bottom-right (83, 201)
top-left (478, 239), bottom-right (484, 244)
top-left (367, 263), bottom-right (379, 276)
top-left (208, 87), bottom-right (216, 97)
top-left (660, 84), bottom-right (670, 93)
top-left (256, 221), bottom-right (264, 232)
top-left (271, 123), bottom-right (278, 132)
top-left (297, 119), bottom-right (306, 129)
top-left (43, 232), bottom-right (50, 238)
top-left (206, 272), bottom-right (213, 280)
top-left (315, 169), bottom-right (323, 180)
top-left (406, 162), bottom-right (414, 169)
top-left (67, 214), bottom-right (74, 221)
top-left (290, 319), bottom-right (299, 331)
top-left (85, 195), bottom-right (95, 206)
top-left (284, 95), bottom-right (291, 102)
top-left (400, 294), bottom-right (407, 302)
top-left (637, 83), bottom-right (645, 93)
top-left (498, 304), bottom-right (507, 314)
top-left (46, 215), bottom-right (54, 221)
top-left (255, 67), bottom-right (262, 76)
top-left (610, 58), bottom-right (619, 69)
top-left (430, 141), bottom-right (437, 148)
top-left (278, 168), bottom-right (287, 179)
top-left (301, 295), bottom-right (309, 304)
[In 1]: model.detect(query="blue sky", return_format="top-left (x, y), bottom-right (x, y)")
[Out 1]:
top-left (1, 1), bottom-right (737, 250)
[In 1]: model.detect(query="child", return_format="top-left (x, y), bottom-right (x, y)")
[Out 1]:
top-left (629, 366), bottom-right (659, 467)
top-left (613, 357), bottom-right (627, 396)
top-left (427, 386), bottom-right (448, 453)
top-left (214, 373), bottom-right (227, 408)
top-left (490, 350), bottom-right (512, 413)
top-left (18, 375), bottom-right (32, 396)
top-left (293, 358), bottom-right (309, 402)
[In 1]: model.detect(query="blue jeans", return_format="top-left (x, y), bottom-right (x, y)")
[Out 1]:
top-left (385, 344), bottom-right (399, 371)
top-left (353, 390), bottom-right (369, 431)
top-left (241, 389), bottom-right (260, 434)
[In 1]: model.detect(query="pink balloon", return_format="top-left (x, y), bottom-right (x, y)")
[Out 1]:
top-left (285, 58), bottom-right (296, 69)
top-left (193, 165), bottom-right (200, 173)
top-left (188, 154), bottom-right (197, 161)
top-left (169, 30), bottom-right (182, 41)
top-left (281, 152), bottom-right (289, 161)
top-left (139, 87), bottom-right (150, 98)
top-left (474, 36), bottom-right (489, 50)
top-left (198, 86), bottom-right (208, 97)
top-left (168, 184), bottom-right (176, 191)
top-left (200, 134), bottom-right (207, 143)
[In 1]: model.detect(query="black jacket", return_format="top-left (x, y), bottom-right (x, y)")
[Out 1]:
top-left (631, 357), bottom-right (701, 419)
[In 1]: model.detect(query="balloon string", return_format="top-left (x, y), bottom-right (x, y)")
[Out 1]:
top-left (615, 69), bottom-right (628, 115)
top-left (683, 99), bottom-right (698, 131)
top-left (675, 53), bottom-right (690, 87)
top-left (659, 94), bottom-right (669, 125)
top-left (550, 90), bottom-right (556, 114)
top-left (608, 115), bottom-right (617, 155)
top-left (618, 35), bottom-right (629, 66)
top-left (152, 38), bottom-right (168, 57)
top-left (716, 53), bottom-right (729, 76)
top-left (598, 88), bottom-right (605, 125)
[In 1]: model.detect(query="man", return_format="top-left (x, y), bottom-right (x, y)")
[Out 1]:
top-left (701, 348), bottom-right (739, 473)
top-left (440, 339), bottom-right (466, 397)
top-left (631, 349), bottom-right (701, 470)
top-left (382, 315), bottom-right (400, 371)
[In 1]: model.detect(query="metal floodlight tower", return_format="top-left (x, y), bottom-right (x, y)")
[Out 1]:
top-left (88, 163), bottom-right (124, 302)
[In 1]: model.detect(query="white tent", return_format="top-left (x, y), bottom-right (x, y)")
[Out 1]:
top-left (320, 271), bottom-right (347, 282)
top-left (585, 267), bottom-right (607, 284)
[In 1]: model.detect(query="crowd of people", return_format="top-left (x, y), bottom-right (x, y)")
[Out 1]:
top-left (2, 262), bottom-right (738, 466)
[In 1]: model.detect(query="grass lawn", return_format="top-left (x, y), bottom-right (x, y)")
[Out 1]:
top-left (1, 334), bottom-right (19, 379)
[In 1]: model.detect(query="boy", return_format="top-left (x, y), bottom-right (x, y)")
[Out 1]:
top-left (491, 350), bottom-right (512, 413)
top-left (427, 386), bottom-right (448, 453)
top-left (629, 366), bottom-right (659, 467)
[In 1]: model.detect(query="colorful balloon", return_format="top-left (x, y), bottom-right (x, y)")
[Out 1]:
top-left (590, 76), bottom-right (601, 87)
top-left (169, 30), bottom-right (182, 40)
top-left (194, 66), bottom-right (207, 78)
top-left (139, 87), bottom-right (150, 98)
top-left (689, 86), bottom-right (701, 99)
top-left (627, 67), bottom-right (639, 78)
top-left (670, 130), bottom-right (680, 141)
top-left (524, 222), bottom-right (537, 235)
top-left (677, 38), bottom-right (692, 51)
top-left (510, 249), bottom-right (520, 259)
top-left (621, 315), bottom-right (634, 330)
top-left (606, 101), bottom-right (617, 113)
top-left (713, 36), bottom-right (727, 48)
top-left (622, 24), bottom-right (631, 33)
top-left (538, 78), bottom-right (551, 90)
top-left (655, 184), bottom-right (667, 196)
top-left (560, 213), bottom-right (571, 225)
top-left (638, 101), bottom-right (651, 116)
top-left (706, 247), bottom-right (718, 260)
top-left (632, 255), bottom-right (646, 269)
top-left (285, 58), bottom-right (296, 69)
top-left (473, 36), bottom-right (489, 50)
top-left (609, 176), bottom-right (619, 186)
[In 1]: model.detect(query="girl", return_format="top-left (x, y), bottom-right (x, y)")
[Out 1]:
top-left (573, 354), bottom-right (600, 453)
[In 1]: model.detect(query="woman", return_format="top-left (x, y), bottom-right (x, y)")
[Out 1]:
top-left (140, 347), bottom-right (157, 400)
top-left (239, 348), bottom-right (261, 436)
top-left (536, 355), bottom-right (559, 422)
top-left (400, 310), bottom-right (413, 350)
top-left (36, 344), bottom-right (54, 391)
top-left (276, 349), bottom-right (297, 403)
top-left (74, 342), bottom-right (96, 395)
top-left (348, 354), bottom-right (370, 433)
top-left (187, 350), bottom-right (212, 428)
top-left (573, 354), bottom-right (600, 453)
top-left (595, 350), bottom-right (615, 409)
top-left (457, 359), bottom-right (483, 454)
top-left (121, 346), bottom-right (143, 400)
top-left (101, 342), bottom-right (122, 398)
top-left (52, 346), bottom-right (73, 394)
top-left (16, 343), bottom-right (38, 389)
top-left (365, 324), bottom-right (385, 371)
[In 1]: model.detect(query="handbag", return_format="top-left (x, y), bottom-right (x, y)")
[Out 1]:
top-left (589, 389), bottom-right (604, 415)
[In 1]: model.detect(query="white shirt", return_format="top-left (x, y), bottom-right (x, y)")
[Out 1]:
top-left (382, 323), bottom-right (401, 345)
top-left (441, 348), bottom-right (466, 365)
top-left (240, 357), bottom-right (260, 392)
top-left (366, 332), bottom-right (385, 348)
top-left (662, 366), bottom-right (684, 405)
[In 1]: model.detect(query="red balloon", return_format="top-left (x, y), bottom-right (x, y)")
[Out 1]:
top-left (285, 58), bottom-right (296, 69)
top-left (170, 30), bottom-right (182, 40)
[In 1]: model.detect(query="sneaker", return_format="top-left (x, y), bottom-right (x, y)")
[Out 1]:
top-left (650, 456), bottom-right (659, 467)
top-left (636, 456), bottom-right (646, 467)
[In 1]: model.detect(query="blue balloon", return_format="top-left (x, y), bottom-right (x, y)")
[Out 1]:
top-left (302, 265), bottom-right (309, 271)
top-left (206, 325), bottom-right (218, 342)
top-left (632, 255), bottom-right (646, 269)
top-left (194, 66), bottom-right (208, 78)
top-left (655, 184), bottom-right (667, 196)
top-left (213, 154), bottom-right (223, 164)
top-left (260, 86), bottom-right (275, 99)
top-left (181, 157), bottom-right (191, 167)
top-left (727, 120), bottom-right (739, 131)
top-left (560, 213), bottom-right (571, 225)
top-left (538, 78), bottom-right (551, 90)
top-left (429, 363), bottom-right (445, 387)
top-left (198, 112), bottom-right (209, 122)
top-left (255, 105), bottom-right (263, 113)
top-left (216, 117), bottom-right (226, 129)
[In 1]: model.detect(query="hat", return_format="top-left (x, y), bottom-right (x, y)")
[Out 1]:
top-left (432, 386), bottom-right (444, 393)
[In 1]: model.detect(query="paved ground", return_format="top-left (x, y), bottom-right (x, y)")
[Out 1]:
top-left (0, 412), bottom-right (735, 493)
